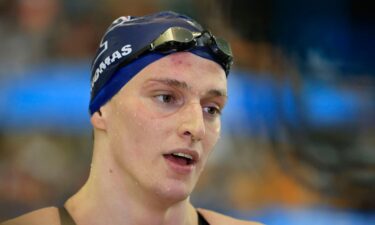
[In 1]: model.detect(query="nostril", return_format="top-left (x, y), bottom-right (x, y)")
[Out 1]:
top-left (183, 131), bottom-right (192, 136)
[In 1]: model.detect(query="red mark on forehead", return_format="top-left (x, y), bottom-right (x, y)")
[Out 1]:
top-left (170, 52), bottom-right (193, 66)
top-left (162, 52), bottom-right (224, 76)
top-left (170, 55), bottom-right (191, 67)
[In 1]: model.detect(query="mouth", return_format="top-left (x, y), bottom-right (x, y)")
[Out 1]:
top-left (163, 149), bottom-right (199, 173)
top-left (164, 152), bottom-right (195, 165)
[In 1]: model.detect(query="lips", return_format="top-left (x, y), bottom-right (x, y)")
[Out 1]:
top-left (163, 149), bottom-right (199, 173)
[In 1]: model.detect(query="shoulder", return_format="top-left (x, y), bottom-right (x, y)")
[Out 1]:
top-left (1, 207), bottom-right (61, 225)
top-left (197, 208), bottom-right (264, 225)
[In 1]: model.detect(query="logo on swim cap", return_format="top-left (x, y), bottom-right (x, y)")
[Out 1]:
top-left (91, 44), bottom-right (133, 90)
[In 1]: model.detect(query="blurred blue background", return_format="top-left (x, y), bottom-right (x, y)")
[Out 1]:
top-left (0, 0), bottom-right (374, 224)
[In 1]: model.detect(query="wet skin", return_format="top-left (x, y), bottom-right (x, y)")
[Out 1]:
top-left (97, 52), bottom-right (227, 204)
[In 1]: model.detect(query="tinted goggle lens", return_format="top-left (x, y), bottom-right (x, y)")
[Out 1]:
top-left (214, 37), bottom-right (233, 59)
top-left (152, 27), bottom-right (197, 51)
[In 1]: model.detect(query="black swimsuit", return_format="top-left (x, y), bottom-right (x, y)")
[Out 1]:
top-left (59, 207), bottom-right (210, 225)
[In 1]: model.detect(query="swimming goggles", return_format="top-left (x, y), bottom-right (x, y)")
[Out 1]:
top-left (120, 26), bottom-right (233, 75)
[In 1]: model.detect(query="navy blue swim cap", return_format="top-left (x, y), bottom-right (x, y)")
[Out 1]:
top-left (89, 11), bottom-right (232, 115)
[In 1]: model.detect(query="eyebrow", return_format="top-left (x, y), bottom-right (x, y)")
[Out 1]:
top-left (148, 78), bottom-right (227, 98)
top-left (206, 89), bottom-right (228, 98)
top-left (155, 78), bottom-right (190, 90)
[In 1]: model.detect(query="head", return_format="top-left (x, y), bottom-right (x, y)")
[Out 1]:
top-left (89, 11), bottom-right (232, 203)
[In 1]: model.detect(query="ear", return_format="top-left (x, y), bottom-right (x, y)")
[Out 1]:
top-left (90, 110), bottom-right (107, 130)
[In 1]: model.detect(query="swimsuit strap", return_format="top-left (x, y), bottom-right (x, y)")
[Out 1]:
top-left (58, 206), bottom-right (77, 225)
top-left (197, 210), bottom-right (210, 225)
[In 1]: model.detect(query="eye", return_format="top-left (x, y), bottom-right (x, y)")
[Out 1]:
top-left (203, 106), bottom-right (222, 117)
top-left (155, 94), bottom-right (175, 104)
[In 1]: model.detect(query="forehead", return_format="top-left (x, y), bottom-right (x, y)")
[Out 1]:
top-left (155, 52), bottom-right (222, 72)
top-left (131, 52), bottom-right (227, 89)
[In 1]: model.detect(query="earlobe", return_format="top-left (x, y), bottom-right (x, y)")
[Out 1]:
top-left (90, 110), bottom-right (107, 130)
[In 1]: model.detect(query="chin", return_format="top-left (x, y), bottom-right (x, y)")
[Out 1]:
top-left (154, 181), bottom-right (195, 204)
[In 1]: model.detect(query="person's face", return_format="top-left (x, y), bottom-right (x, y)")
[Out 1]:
top-left (98, 52), bottom-right (227, 202)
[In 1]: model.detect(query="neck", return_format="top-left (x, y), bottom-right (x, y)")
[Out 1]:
top-left (65, 138), bottom-right (197, 225)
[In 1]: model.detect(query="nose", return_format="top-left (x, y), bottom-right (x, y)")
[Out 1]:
top-left (177, 102), bottom-right (206, 143)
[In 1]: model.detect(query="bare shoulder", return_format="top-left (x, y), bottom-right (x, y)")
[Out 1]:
top-left (197, 208), bottom-right (264, 225)
top-left (1, 207), bottom-right (61, 225)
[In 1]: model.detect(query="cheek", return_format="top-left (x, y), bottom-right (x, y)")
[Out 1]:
top-left (203, 121), bottom-right (221, 153)
top-left (118, 101), bottom-right (169, 150)
top-left (107, 100), bottom-right (152, 153)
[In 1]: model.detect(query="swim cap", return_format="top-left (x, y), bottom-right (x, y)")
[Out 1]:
top-left (89, 11), bottom-right (232, 115)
